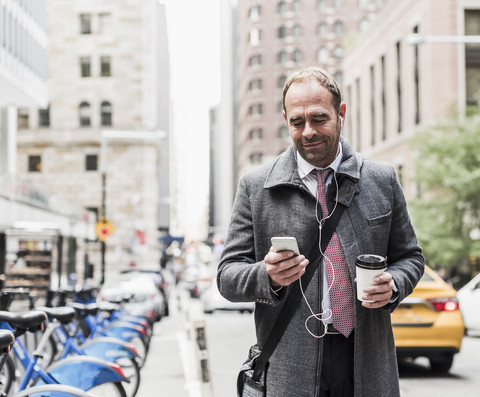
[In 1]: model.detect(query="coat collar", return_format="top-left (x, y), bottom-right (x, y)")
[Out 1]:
top-left (264, 137), bottom-right (363, 190)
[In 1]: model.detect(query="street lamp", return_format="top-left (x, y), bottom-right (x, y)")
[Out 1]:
top-left (99, 130), bottom-right (167, 284)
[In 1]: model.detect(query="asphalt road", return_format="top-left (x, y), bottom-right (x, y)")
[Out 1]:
top-left (136, 291), bottom-right (480, 397)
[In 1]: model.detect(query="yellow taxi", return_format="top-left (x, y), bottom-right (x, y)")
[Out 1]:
top-left (391, 265), bottom-right (465, 373)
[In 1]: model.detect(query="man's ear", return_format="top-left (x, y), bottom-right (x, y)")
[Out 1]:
top-left (282, 110), bottom-right (287, 121)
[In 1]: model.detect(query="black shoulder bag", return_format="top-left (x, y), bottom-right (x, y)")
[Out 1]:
top-left (237, 202), bottom-right (347, 397)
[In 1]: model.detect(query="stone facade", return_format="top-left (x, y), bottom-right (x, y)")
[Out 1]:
top-left (342, 0), bottom-right (480, 198)
top-left (16, 0), bottom-right (170, 282)
top-left (235, 0), bottom-right (386, 178)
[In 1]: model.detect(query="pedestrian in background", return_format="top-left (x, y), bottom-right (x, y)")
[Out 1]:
top-left (217, 66), bottom-right (424, 396)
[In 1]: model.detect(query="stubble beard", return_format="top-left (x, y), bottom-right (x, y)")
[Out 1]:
top-left (296, 134), bottom-right (340, 168)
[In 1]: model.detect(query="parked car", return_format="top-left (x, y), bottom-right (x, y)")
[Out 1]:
top-left (120, 268), bottom-right (171, 316)
top-left (98, 273), bottom-right (167, 322)
top-left (201, 278), bottom-right (254, 314)
top-left (391, 265), bottom-right (465, 373)
top-left (457, 272), bottom-right (480, 333)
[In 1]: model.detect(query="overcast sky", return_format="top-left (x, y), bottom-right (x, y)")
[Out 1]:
top-left (162, 0), bottom-right (221, 240)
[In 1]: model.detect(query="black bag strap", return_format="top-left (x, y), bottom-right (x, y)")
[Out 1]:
top-left (252, 202), bottom-right (346, 381)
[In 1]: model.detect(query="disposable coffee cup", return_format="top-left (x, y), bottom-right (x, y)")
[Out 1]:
top-left (356, 254), bottom-right (387, 302)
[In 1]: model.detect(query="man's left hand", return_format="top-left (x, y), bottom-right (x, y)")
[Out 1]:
top-left (359, 272), bottom-right (394, 309)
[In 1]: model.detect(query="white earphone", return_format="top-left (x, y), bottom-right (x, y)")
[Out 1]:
top-left (340, 116), bottom-right (344, 128)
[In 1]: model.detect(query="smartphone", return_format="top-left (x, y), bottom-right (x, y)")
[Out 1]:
top-left (271, 237), bottom-right (300, 256)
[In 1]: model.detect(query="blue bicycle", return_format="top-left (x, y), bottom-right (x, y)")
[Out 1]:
top-left (0, 310), bottom-right (128, 397)
top-left (37, 306), bottom-right (140, 397)
top-left (0, 327), bottom-right (98, 397)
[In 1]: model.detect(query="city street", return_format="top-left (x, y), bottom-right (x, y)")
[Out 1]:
top-left (137, 288), bottom-right (480, 397)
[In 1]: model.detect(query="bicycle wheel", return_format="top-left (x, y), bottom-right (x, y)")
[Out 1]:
top-left (87, 381), bottom-right (126, 397)
top-left (115, 357), bottom-right (140, 397)
top-left (0, 354), bottom-right (15, 395)
top-left (127, 336), bottom-right (147, 368)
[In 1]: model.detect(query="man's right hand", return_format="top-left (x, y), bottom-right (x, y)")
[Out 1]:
top-left (265, 247), bottom-right (309, 288)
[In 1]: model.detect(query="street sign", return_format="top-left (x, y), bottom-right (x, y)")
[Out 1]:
top-left (95, 219), bottom-right (115, 242)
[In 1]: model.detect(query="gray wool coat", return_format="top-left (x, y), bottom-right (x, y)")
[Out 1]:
top-left (218, 139), bottom-right (425, 397)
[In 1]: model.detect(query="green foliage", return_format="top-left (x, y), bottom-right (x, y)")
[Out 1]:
top-left (410, 104), bottom-right (480, 270)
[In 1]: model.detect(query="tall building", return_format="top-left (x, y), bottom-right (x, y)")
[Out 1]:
top-left (235, 0), bottom-right (386, 178)
top-left (0, 0), bottom-right (48, 175)
top-left (1, 0), bottom-right (94, 295)
top-left (209, 0), bottom-right (238, 239)
top-left (16, 0), bottom-right (170, 280)
top-left (341, 0), bottom-right (480, 198)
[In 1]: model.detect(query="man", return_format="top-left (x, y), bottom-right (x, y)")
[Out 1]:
top-left (217, 66), bottom-right (424, 396)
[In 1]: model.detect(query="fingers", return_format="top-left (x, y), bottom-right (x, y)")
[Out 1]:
top-left (359, 272), bottom-right (394, 308)
top-left (265, 249), bottom-right (309, 287)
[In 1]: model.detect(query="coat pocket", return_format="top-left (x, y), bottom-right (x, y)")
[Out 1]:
top-left (367, 211), bottom-right (392, 227)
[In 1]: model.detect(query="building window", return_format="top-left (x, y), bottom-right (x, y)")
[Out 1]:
top-left (249, 28), bottom-right (261, 46)
top-left (333, 21), bottom-right (344, 36)
top-left (278, 125), bottom-right (289, 138)
top-left (359, 0), bottom-right (369, 9)
top-left (277, 49), bottom-right (288, 64)
top-left (334, 71), bottom-right (343, 86)
top-left (381, 55), bottom-right (387, 141)
top-left (359, 17), bottom-right (370, 32)
top-left (100, 101), bottom-right (112, 126)
top-left (100, 56), bottom-right (111, 77)
top-left (333, 45), bottom-right (344, 60)
top-left (17, 108), bottom-right (29, 129)
top-left (98, 13), bottom-right (111, 34)
top-left (413, 25), bottom-right (420, 124)
top-left (248, 54), bottom-right (262, 66)
top-left (465, 10), bottom-right (480, 106)
top-left (292, 24), bottom-right (303, 38)
top-left (85, 154), bottom-right (98, 171)
top-left (396, 41), bottom-right (402, 133)
top-left (249, 152), bottom-right (263, 165)
top-left (397, 164), bottom-right (404, 186)
top-left (355, 78), bottom-right (361, 151)
top-left (317, 0), bottom-right (328, 12)
top-left (248, 78), bottom-right (262, 91)
top-left (278, 74), bottom-right (287, 88)
top-left (80, 56), bottom-right (91, 77)
top-left (317, 47), bottom-right (329, 63)
top-left (277, 1), bottom-right (287, 14)
top-left (79, 14), bottom-right (91, 34)
top-left (293, 48), bottom-right (303, 63)
top-left (249, 127), bottom-right (263, 140)
top-left (28, 155), bottom-right (42, 172)
top-left (248, 103), bottom-right (263, 116)
top-left (292, 0), bottom-right (302, 13)
top-left (249, 5), bottom-right (261, 21)
top-left (278, 25), bottom-right (287, 39)
top-left (79, 102), bottom-right (91, 127)
top-left (38, 106), bottom-right (50, 127)
top-left (317, 22), bottom-right (328, 38)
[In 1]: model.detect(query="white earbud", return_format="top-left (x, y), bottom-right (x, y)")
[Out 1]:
top-left (340, 116), bottom-right (344, 128)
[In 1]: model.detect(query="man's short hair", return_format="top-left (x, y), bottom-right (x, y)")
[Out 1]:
top-left (282, 66), bottom-right (342, 114)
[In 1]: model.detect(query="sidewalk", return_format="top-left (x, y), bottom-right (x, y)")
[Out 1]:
top-left (135, 290), bottom-right (211, 397)
top-left (136, 295), bottom-right (189, 397)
